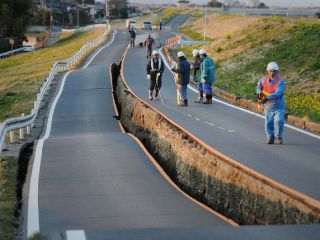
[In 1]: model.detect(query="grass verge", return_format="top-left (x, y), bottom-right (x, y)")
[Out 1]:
top-left (176, 16), bottom-right (320, 122)
top-left (0, 27), bottom-right (106, 122)
top-left (0, 156), bottom-right (18, 239)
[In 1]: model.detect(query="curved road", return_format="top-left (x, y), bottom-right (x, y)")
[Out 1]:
top-left (23, 15), bottom-right (320, 239)
top-left (25, 29), bottom-right (228, 239)
top-left (123, 29), bottom-right (320, 201)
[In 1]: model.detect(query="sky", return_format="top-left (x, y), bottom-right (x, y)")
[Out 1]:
top-left (103, 0), bottom-right (320, 8)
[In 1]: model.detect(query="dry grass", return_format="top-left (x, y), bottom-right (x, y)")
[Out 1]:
top-left (178, 13), bottom-right (320, 121)
top-left (0, 27), bottom-right (106, 121)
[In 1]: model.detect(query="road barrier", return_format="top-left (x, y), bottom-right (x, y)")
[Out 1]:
top-left (0, 47), bottom-right (35, 59)
top-left (0, 26), bottom-right (111, 158)
top-left (165, 35), bottom-right (182, 47)
top-left (0, 24), bottom-right (105, 60)
top-left (61, 24), bottom-right (106, 34)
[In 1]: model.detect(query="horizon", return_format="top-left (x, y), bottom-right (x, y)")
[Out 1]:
top-left (96, 0), bottom-right (320, 8)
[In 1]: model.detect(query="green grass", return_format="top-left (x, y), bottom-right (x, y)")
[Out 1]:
top-left (152, 8), bottom-right (177, 25)
top-left (0, 28), bottom-right (107, 122)
top-left (0, 157), bottom-right (18, 239)
top-left (179, 15), bottom-right (320, 122)
top-left (180, 27), bottom-right (214, 42)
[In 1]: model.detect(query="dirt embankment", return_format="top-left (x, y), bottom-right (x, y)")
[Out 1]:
top-left (113, 63), bottom-right (320, 225)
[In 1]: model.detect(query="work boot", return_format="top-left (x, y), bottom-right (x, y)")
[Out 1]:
top-left (275, 138), bottom-right (283, 144)
top-left (194, 91), bottom-right (203, 103)
top-left (265, 139), bottom-right (274, 144)
top-left (154, 92), bottom-right (159, 100)
top-left (179, 100), bottom-right (188, 107)
top-left (149, 90), bottom-right (153, 100)
top-left (203, 94), bottom-right (213, 104)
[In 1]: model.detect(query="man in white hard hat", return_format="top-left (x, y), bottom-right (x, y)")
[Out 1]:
top-left (256, 62), bottom-right (286, 144)
top-left (191, 49), bottom-right (204, 103)
top-left (146, 50), bottom-right (164, 100)
top-left (171, 51), bottom-right (190, 106)
top-left (199, 49), bottom-right (215, 104)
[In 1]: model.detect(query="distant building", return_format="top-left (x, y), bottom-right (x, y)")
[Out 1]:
top-left (177, 0), bottom-right (190, 9)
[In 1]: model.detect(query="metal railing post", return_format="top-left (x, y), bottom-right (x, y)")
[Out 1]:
top-left (10, 131), bottom-right (16, 143)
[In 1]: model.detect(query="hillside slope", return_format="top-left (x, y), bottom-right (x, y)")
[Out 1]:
top-left (179, 13), bottom-right (320, 121)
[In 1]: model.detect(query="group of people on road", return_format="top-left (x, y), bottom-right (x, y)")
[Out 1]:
top-left (143, 41), bottom-right (286, 144)
top-left (146, 48), bottom-right (215, 106)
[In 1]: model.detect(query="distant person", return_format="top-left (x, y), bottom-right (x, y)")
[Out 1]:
top-left (199, 49), bottom-right (215, 104)
top-left (191, 49), bottom-right (204, 103)
top-left (129, 28), bottom-right (136, 47)
top-left (159, 20), bottom-right (163, 30)
top-left (256, 62), bottom-right (286, 144)
top-left (171, 51), bottom-right (190, 107)
top-left (144, 34), bottom-right (155, 58)
top-left (146, 50), bottom-right (164, 100)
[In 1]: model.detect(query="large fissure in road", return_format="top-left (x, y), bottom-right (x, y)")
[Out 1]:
top-left (112, 62), bottom-right (320, 225)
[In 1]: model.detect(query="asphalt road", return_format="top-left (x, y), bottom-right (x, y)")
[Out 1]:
top-left (27, 29), bottom-right (228, 239)
top-left (164, 14), bottom-right (192, 32)
top-left (123, 32), bottom-right (320, 201)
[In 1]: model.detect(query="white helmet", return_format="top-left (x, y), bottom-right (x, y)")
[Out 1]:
top-left (192, 49), bottom-right (199, 57)
top-left (177, 51), bottom-right (185, 58)
top-left (199, 49), bottom-right (206, 55)
top-left (267, 62), bottom-right (279, 71)
top-left (152, 50), bottom-right (159, 56)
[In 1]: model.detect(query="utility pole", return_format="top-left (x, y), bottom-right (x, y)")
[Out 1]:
top-left (77, 1), bottom-right (80, 29)
top-left (105, 0), bottom-right (110, 29)
top-left (50, 0), bottom-right (53, 34)
top-left (204, 4), bottom-right (208, 41)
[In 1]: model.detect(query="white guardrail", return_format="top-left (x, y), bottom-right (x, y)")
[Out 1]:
top-left (0, 25), bottom-right (111, 157)
top-left (0, 24), bottom-right (106, 60)
top-left (0, 47), bottom-right (35, 59)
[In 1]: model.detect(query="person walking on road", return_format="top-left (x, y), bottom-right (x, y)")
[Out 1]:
top-left (144, 34), bottom-right (155, 58)
top-left (191, 49), bottom-right (204, 103)
top-left (171, 51), bottom-right (190, 107)
top-left (199, 49), bottom-right (215, 104)
top-left (146, 50), bottom-right (164, 100)
top-left (256, 62), bottom-right (286, 144)
top-left (129, 28), bottom-right (136, 47)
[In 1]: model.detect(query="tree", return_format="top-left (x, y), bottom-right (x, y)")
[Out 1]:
top-left (108, 0), bottom-right (128, 19)
top-left (257, 2), bottom-right (268, 8)
top-left (207, 0), bottom-right (224, 8)
top-left (250, 0), bottom-right (261, 8)
top-left (0, 0), bottom-right (33, 38)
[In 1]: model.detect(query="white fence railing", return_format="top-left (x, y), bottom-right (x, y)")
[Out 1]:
top-left (0, 24), bottom-right (106, 60)
top-left (61, 24), bottom-right (106, 33)
top-left (0, 47), bottom-right (35, 59)
top-left (0, 26), bottom-right (111, 157)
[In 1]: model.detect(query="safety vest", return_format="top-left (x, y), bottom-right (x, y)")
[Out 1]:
top-left (261, 75), bottom-right (281, 103)
top-left (151, 58), bottom-right (162, 72)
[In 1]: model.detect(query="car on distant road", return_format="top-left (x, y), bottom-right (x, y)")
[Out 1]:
top-left (23, 45), bottom-right (36, 52)
top-left (143, 21), bottom-right (153, 30)
top-left (129, 19), bottom-right (137, 29)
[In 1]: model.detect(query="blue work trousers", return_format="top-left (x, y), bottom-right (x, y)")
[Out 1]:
top-left (264, 108), bottom-right (285, 141)
top-left (178, 85), bottom-right (188, 101)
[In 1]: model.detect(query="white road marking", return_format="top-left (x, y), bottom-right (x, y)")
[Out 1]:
top-left (28, 30), bottom-right (117, 237)
top-left (83, 30), bottom-right (117, 69)
top-left (66, 230), bottom-right (87, 240)
top-left (159, 47), bottom-right (320, 140)
top-left (27, 71), bottom-right (72, 237)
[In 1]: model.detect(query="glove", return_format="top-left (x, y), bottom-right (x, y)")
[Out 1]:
top-left (261, 97), bottom-right (268, 104)
top-left (201, 79), bottom-right (206, 84)
top-left (147, 74), bottom-right (150, 80)
top-left (257, 93), bottom-right (264, 99)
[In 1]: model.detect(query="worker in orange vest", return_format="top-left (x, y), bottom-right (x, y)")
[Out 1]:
top-left (256, 62), bottom-right (286, 144)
